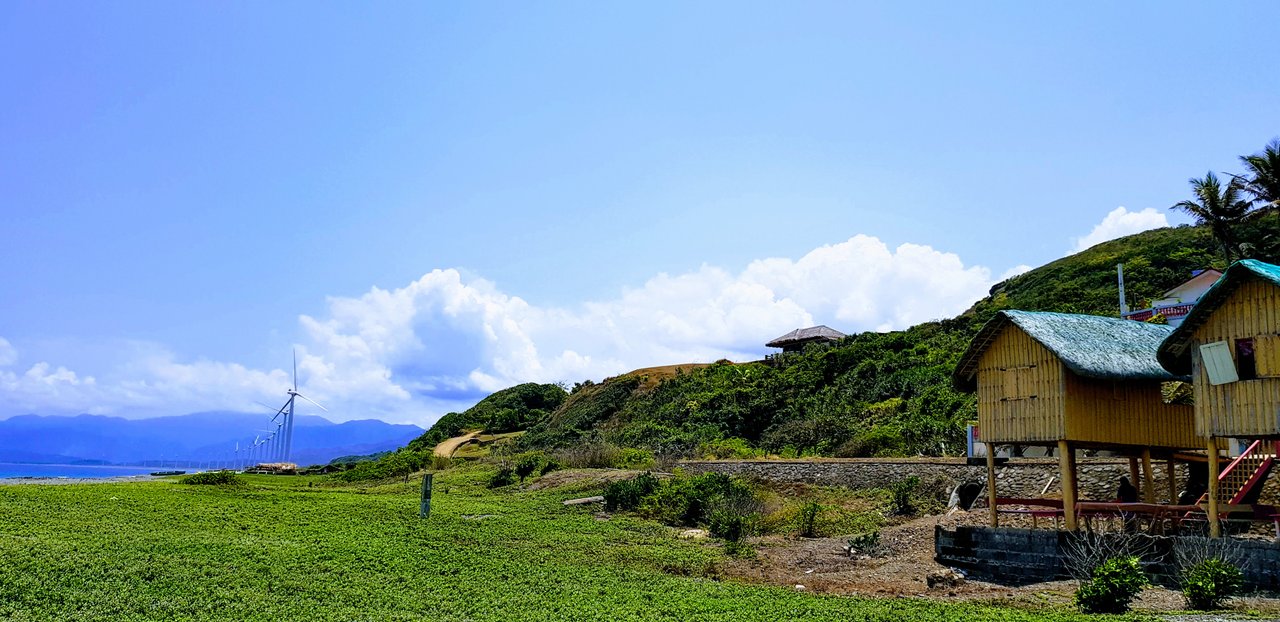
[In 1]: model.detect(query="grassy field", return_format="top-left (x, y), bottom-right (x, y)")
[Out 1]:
top-left (0, 467), bottom-right (1136, 621)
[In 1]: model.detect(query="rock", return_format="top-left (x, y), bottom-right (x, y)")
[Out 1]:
top-left (678, 528), bottom-right (709, 540)
top-left (562, 495), bottom-right (605, 506)
top-left (794, 584), bottom-right (806, 591)
top-left (926, 569), bottom-right (965, 589)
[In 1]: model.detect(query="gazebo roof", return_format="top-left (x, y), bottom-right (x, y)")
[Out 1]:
top-left (766, 325), bottom-right (847, 348)
top-left (1157, 259), bottom-right (1280, 375)
top-left (954, 310), bottom-right (1184, 391)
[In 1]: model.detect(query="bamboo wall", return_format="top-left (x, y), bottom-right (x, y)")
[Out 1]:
top-left (976, 326), bottom-right (1064, 443)
top-left (1061, 375), bottom-right (1201, 448)
top-left (1191, 279), bottom-right (1280, 438)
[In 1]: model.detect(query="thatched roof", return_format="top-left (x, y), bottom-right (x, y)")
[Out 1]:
top-left (1158, 259), bottom-right (1280, 375)
top-left (766, 325), bottom-right (846, 348)
top-left (954, 310), bottom-right (1184, 391)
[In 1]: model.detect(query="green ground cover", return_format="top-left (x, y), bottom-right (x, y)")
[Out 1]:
top-left (0, 468), bottom-right (1138, 621)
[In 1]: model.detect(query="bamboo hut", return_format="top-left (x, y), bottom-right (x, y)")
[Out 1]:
top-left (765, 325), bottom-right (846, 353)
top-left (1157, 259), bottom-right (1280, 536)
top-left (954, 310), bottom-right (1201, 529)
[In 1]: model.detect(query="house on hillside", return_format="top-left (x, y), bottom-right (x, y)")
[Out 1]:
top-left (1124, 268), bottom-right (1223, 326)
top-left (954, 310), bottom-right (1204, 530)
top-left (765, 325), bottom-right (846, 353)
top-left (1156, 259), bottom-right (1280, 537)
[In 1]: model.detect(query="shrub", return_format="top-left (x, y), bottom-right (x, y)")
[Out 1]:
top-left (889, 476), bottom-right (919, 515)
top-left (698, 437), bottom-right (763, 460)
top-left (603, 472), bottom-right (659, 511)
top-left (1181, 558), bottom-right (1243, 610)
top-left (430, 455), bottom-right (452, 471)
top-left (845, 531), bottom-right (881, 557)
top-left (179, 471), bottom-right (244, 486)
top-left (487, 467), bottom-right (518, 489)
top-left (797, 501), bottom-right (821, 538)
top-left (554, 442), bottom-right (621, 469)
top-left (513, 452), bottom-right (551, 482)
top-left (614, 448), bottom-right (656, 470)
top-left (1074, 556), bottom-right (1147, 614)
top-left (705, 508), bottom-right (749, 542)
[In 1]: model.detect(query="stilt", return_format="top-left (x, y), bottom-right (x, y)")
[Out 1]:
top-left (1141, 449), bottom-right (1155, 504)
top-left (1059, 440), bottom-right (1077, 531)
top-left (1128, 456), bottom-right (1142, 499)
top-left (1207, 438), bottom-right (1221, 538)
top-left (986, 446), bottom-right (998, 528)
top-left (1166, 460), bottom-right (1177, 504)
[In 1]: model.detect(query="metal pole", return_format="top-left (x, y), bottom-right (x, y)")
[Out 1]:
top-left (420, 473), bottom-right (434, 519)
top-left (285, 396), bottom-right (295, 463)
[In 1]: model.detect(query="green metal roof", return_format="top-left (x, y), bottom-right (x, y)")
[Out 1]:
top-left (1158, 259), bottom-right (1280, 375)
top-left (954, 310), bottom-right (1184, 391)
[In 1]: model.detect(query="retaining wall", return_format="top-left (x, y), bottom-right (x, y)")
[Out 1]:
top-left (935, 526), bottom-right (1280, 592)
top-left (678, 458), bottom-right (1280, 505)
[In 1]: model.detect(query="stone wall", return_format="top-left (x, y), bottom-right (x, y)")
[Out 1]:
top-left (936, 526), bottom-right (1280, 592)
top-left (679, 457), bottom-right (1280, 505)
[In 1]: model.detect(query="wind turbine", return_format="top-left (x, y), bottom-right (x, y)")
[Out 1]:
top-left (270, 349), bottom-right (325, 463)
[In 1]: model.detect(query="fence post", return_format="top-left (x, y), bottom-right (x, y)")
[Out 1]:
top-left (420, 473), bottom-right (434, 519)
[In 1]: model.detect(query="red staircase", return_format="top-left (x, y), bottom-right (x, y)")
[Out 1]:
top-left (1196, 440), bottom-right (1279, 507)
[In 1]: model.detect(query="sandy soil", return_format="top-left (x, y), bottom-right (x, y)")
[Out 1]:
top-left (721, 509), bottom-right (1280, 616)
top-left (432, 432), bottom-right (480, 458)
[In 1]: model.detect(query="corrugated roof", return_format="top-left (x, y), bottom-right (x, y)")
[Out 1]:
top-left (954, 310), bottom-right (1184, 391)
top-left (1158, 259), bottom-right (1280, 375)
top-left (766, 325), bottom-right (847, 348)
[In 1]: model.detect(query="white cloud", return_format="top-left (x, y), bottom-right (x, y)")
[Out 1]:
top-left (999, 264), bottom-right (1033, 281)
top-left (1072, 207), bottom-right (1169, 253)
top-left (0, 337), bottom-right (16, 367)
top-left (0, 235), bottom-right (1000, 426)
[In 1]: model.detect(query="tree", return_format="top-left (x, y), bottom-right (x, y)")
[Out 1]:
top-left (1170, 171), bottom-right (1253, 264)
top-left (1237, 138), bottom-right (1280, 210)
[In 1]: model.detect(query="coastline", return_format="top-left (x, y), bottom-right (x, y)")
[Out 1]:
top-left (0, 475), bottom-right (158, 485)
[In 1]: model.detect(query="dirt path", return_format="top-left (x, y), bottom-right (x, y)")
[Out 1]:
top-left (432, 432), bottom-right (480, 458)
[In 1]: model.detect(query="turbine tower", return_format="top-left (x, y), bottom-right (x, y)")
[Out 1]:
top-left (269, 349), bottom-right (325, 463)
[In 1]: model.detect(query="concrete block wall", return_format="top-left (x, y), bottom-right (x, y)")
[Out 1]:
top-left (935, 526), bottom-right (1280, 592)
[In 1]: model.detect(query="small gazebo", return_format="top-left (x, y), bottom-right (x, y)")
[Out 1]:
top-left (766, 325), bottom-right (846, 353)
top-left (954, 310), bottom-right (1206, 529)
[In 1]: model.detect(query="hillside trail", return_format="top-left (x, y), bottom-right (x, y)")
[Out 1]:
top-left (432, 432), bottom-right (480, 458)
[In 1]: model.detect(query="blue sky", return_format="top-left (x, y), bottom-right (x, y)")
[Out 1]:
top-left (2, 2), bottom-right (1278, 424)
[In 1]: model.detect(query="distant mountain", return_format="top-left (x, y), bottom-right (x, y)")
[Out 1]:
top-left (0, 411), bottom-right (423, 467)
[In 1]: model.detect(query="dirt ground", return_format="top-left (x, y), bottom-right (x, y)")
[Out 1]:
top-left (721, 509), bottom-right (1280, 616)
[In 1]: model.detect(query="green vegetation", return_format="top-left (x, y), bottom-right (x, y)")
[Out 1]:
top-left (0, 470), bottom-right (1112, 621)
top-left (177, 470), bottom-right (244, 486)
top-left (1074, 557), bottom-right (1148, 615)
top-left (405, 382), bottom-right (567, 452)
top-left (1181, 558), bottom-right (1244, 610)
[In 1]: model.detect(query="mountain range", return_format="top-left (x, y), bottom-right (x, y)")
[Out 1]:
top-left (0, 411), bottom-right (423, 467)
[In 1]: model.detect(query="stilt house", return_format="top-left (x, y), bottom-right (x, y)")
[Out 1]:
top-left (1156, 259), bottom-right (1280, 536)
top-left (954, 310), bottom-right (1202, 529)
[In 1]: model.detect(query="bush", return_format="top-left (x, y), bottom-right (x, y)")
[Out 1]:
top-left (553, 442), bottom-right (621, 469)
top-left (705, 507), bottom-right (749, 542)
top-left (603, 472), bottom-right (659, 511)
top-left (698, 437), bottom-right (764, 460)
top-left (1074, 556), bottom-right (1147, 614)
top-left (845, 531), bottom-right (881, 557)
top-left (487, 467), bottom-right (518, 489)
top-left (889, 476), bottom-right (919, 515)
top-left (797, 501), bottom-right (821, 538)
top-left (179, 471), bottom-right (244, 486)
top-left (513, 452), bottom-right (554, 482)
top-left (613, 448), bottom-right (656, 470)
top-left (1181, 558), bottom-right (1243, 610)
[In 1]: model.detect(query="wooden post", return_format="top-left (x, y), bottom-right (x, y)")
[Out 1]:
top-left (1128, 456), bottom-right (1142, 499)
top-left (420, 473), bottom-right (434, 519)
top-left (1207, 439), bottom-right (1221, 538)
top-left (1141, 449), bottom-right (1155, 504)
top-left (986, 446), bottom-right (998, 528)
top-left (1166, 460), bottom-right (1177, 504)
top-left (1058, 440), bottom-right (1077, 531)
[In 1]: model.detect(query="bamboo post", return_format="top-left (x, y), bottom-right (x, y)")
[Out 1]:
top-left (1141, 449), bottom-right (1155, 504)
top-left (1207, 439), bottom-right (1221, 538)
top-left (1166, 460), bottom-right (1177, 504)
top-left (1058, 440), bottom-right (1077, 531)
top-left (986, 446), bottom-right (998, 528)
top-left (1128, 456), bottom-right (1142, 499)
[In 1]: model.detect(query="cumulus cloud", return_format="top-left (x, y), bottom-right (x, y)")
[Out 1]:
top-left (1072, 207), bottom-right (1169, 253)
top-left (0, 235), bottom-right (1000, 425)
top-left (0, 337), bottom-right (16, 367)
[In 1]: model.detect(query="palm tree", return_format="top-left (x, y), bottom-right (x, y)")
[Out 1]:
top-left (1170, 171), bottom-right (1253, 263)
top-left (1238, 138), bottom-right (1280, 210)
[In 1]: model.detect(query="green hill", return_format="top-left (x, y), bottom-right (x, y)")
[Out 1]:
top-left (383, 215), bottom-right (1280, 469)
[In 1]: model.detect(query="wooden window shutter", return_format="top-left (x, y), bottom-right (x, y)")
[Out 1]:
top-left (1255, 334), bottom-right (1280, 378)
top-left (1199, 341), bottom-right (1239, 385)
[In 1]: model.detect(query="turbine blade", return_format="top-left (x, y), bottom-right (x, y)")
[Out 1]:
top-left (292, 348), bottom-right (298, 392)
top-left (294, 392), bottom-right (328, 411)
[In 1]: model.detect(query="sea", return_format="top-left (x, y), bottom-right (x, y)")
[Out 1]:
top-left (0, 463), bottom-right (162, 480)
